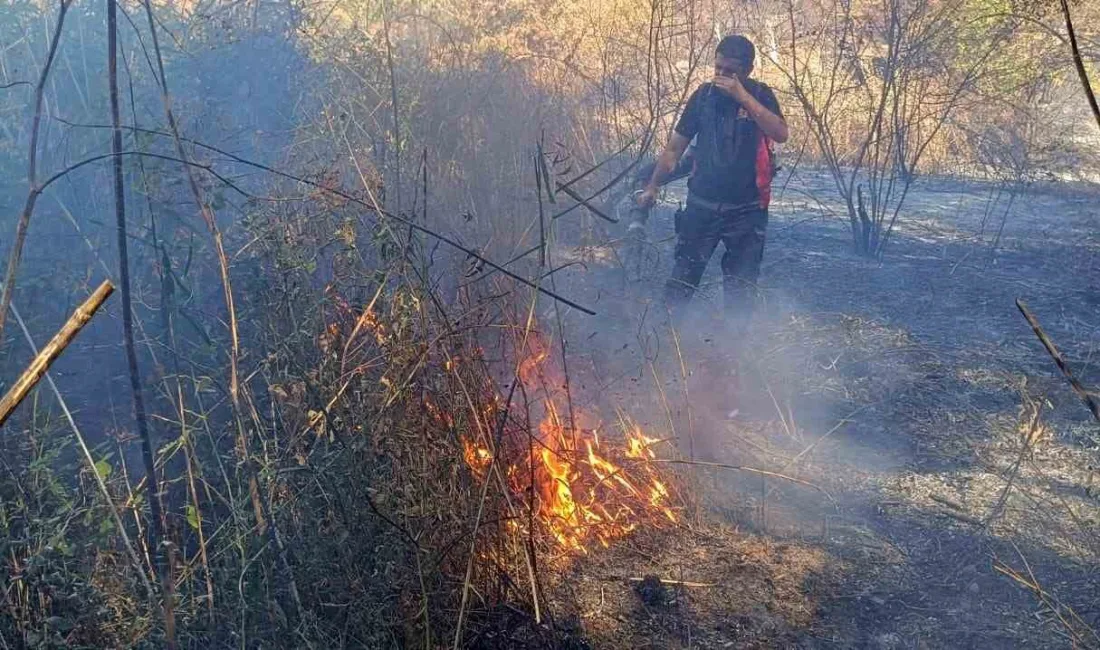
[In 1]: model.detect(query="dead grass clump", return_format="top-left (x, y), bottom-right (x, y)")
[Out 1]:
top-left (548, 523), bottom-right (830, 649)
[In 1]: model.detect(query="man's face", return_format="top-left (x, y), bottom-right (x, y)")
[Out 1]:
top-left (715, 53), bottom-right (751, 81)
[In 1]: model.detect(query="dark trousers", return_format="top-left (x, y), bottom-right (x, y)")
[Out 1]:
top-left (664, 201), bottom-right (767, 330)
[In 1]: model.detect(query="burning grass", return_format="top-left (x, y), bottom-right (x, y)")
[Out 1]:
top-left (269, 276), bottom-right (691, 644)
top-left (459, 333), bottom-right (681, 556)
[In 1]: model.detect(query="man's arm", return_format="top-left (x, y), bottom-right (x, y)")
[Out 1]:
top-left (742, 91), bottom-right (789, 143)
top-left (669, 142), bottom-right (696, 181)
top-left (637, 132), bottom-right (692, 208)
top-left (712, 76), bottom-right (789, 143)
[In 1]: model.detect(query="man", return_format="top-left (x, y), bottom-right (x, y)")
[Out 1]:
top-left (638, 34), bottom-right (787, 329)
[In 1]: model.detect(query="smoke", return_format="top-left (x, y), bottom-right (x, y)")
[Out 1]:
top-left (534, 184), bottom-right (899, 541)
top-left (0, 4), bottom-right (316, 453)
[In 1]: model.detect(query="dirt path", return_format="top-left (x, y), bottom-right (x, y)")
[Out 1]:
top-left (551, 168), bottom-right (1100, 648)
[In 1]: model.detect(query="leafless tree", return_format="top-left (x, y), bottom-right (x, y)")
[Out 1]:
top-left (767, 0), bottom-right (1015, 258)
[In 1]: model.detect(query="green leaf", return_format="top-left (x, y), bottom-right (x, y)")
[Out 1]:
top-left (94, 459), bottom-right (112, 479)
top-left (185, 505), bottom-right (200, 532)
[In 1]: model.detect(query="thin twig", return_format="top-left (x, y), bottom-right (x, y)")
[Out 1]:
top-left (668, 323), bottom-right (695, 462)
top-left (556, 136), bottom-right (637, 191)
top-left (984, 395), bottom-right (1042, 528)
top-left (554, 181), bottom-right (619, 223)
top-left (622, 576), bottom-right (717, 588)
top-left (762, 405), bottom-right (869, 504)
top-left (995, 542), bottom-right (1100, 646)
top-left (762, 376), bottom-right (795, 439)
top-left (34, 150), bottom-right (253, 198)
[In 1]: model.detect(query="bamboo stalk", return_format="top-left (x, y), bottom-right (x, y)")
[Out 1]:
top-left (108, 2), bottom-right (175, 643)
top-left (0, 280), bottom-right (114, 428)
top-left (7, 299), bottom-right (152, 600)
top-left (1016, 299), bottom-right (1100, 422)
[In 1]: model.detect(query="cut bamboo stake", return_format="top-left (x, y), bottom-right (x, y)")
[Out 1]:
top-left (0, 280), bottom-right (114, 427)
top-left (8, 299), bottom-right (153, 599)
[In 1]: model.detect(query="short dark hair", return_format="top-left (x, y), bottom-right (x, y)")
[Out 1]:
top-left (716, 35), bottom-right (755, 67)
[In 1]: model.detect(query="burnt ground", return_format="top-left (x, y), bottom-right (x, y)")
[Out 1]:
top-left (540, 167), bottom-right (1100, 648)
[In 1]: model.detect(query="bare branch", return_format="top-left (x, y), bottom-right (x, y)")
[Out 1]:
top-left (49, 120), bottom-right (598, 314)
top-left (0, 0), bottom-right (72, 345)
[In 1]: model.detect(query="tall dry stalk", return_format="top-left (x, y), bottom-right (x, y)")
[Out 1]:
top-left (107, 1), bottom-right (176, 644)
top-left (139, 0), bottom-right (252, 520)
top-left (137, 0), bottom-right (307, 629)
top-left (383, 0), bottom-right (402, 213)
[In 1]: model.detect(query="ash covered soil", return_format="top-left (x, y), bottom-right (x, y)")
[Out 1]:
top-left (540, 168), bottom-right (1100, 649)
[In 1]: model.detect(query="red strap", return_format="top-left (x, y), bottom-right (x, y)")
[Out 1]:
top-left (755, 135), bottom-right (773, 209)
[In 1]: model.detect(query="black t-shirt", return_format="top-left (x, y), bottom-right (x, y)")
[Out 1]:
top-left (674, 80), bottom-right (782, 205)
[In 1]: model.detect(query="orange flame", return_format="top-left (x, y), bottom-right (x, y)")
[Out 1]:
top-left (460, 331), bottom-right (679, 554)
top-left (462, 437), bottom-right (493, 479)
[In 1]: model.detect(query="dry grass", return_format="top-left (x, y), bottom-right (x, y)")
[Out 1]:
top-left (550, 524), bottom-right (831, 649)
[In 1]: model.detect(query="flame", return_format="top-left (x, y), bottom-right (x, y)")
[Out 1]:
top-left (424, 396), bottom-right (454, 429)
top-left (459, 331), bottom-right (679, 554)
top-left (626, 427), bottom-right (660, 460)
top-left (358, 309), bottom-right (389, 345)
top-left (322, 295), bottom-right (677, 554)
top-left (462, 437), bottom-right (493, 479)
